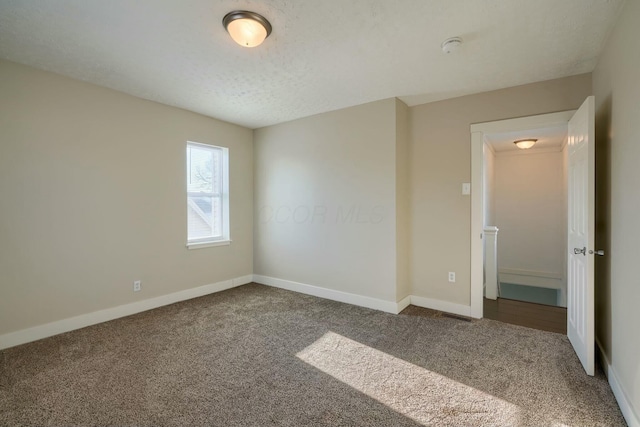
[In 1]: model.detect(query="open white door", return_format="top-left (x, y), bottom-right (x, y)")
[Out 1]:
top-left (567, 96), bottom-right (596, 376)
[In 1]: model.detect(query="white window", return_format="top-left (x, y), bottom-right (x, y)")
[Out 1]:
top-left (186, 142), bottom-right (230, 248)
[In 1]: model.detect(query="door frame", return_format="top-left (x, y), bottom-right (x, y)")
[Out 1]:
top-left (469, 110), bottom-right (576, 319)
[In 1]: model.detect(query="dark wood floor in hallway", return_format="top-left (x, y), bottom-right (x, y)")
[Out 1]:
top-left (484, 297), bottom-right (567, 334)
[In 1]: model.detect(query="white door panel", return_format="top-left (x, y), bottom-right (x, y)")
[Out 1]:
top-left (567, 96), bottom-right (595, 376)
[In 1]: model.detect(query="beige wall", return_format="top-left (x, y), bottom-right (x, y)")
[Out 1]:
top-left (0, 60), bottom-right (254, 335)
top-left (409, 74), bottom-right (591, 305)
top-left (253, 99), bottom-right (399, 302)
top-left (493, 150), bottom-right (566, 293)
top-left (593, 0), bottom-right (640, 418)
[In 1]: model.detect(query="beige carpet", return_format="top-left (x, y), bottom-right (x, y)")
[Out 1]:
top-left (0, 283), bottom-right (626, 426)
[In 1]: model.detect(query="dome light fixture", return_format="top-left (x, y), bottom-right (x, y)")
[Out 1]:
top-left (513, 139), bottom-right (538, 150)
top-left (223, 10), bottom-right (272, 48)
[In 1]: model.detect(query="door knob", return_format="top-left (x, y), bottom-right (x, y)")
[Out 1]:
top-left (574, 247), bottom-right (586, 255)
top-left (589, 249), bottom-right (605, 256)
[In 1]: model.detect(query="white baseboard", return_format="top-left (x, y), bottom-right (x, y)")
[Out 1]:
top-left (396, 295), bottom-right (412, 313)
top-left (253, 275), bottom-right (401, 314)
top-left (596, 338), bottom-right (640, 427)
top-left (0, 274), bottom-right (253, 351)
top-left (499, 268), bottom-right (563, 290)
top-left (410, 295), bottom-right (472, 318)
top-left (252, 275), bottom-right (471, 319)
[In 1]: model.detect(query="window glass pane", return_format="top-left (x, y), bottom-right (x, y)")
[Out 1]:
top-left (188, 196), bottom-right (215, 239)
top-left (187, 146), bottom-right (214, 193)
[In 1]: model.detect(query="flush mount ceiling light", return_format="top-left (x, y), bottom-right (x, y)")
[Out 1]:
top-left (514, 139), bottom-right (538, 150)
top-left (441, 37), bottom-right (463, 54)
top-left (223, 10), bottom-right (272, 48)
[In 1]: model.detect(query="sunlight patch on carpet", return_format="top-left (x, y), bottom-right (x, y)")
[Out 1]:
top-left (297, 331), bottom-right (522, 426)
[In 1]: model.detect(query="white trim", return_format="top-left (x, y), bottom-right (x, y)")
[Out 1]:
top-left (499, 268), bottom-right (564, 289)
top-left (0, 274), bottom-right (253, 350)
top-left (484, 226), bottom-right (499, 300)
top-left (186, 239), bottom-right (231, 249)
top-left (396, 295), bottom-right (412, 313)
top-left (253, 275), bottom-right (473, 318)
top-left (499, 268), bottom-right (562, 279)
top-left (470, 110), bottom-right (576, 133)
top-left (253, 275), bottom-right (400, 314)
top-left (232, 275), bottom-right (254, 286)
top-left (221, 146), bottom-right (230, 241)
top-left (596, 338), bottom-right (640, 427)
top-left (470, 131), bottom-right (484, 319)
top-left (410, 295), bottom-right (472, 318)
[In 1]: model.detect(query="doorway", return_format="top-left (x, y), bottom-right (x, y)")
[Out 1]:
top-left (484, 124), bottom-right (568, 309)
top-left (469, 110), bottom-right (575, 319)
top-left (470, 98), bottom-right (596, 375)
top-left (476, 118), bottom-right (571, 334)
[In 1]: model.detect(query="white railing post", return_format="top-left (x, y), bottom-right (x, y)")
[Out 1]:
top-left (484, 226), bottom-right (499, 300)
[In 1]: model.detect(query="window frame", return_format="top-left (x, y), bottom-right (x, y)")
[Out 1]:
top-left (186, 141), bottom-right (230, 249)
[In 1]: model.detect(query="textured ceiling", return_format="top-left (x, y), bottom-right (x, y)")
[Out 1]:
top-left (485, 125), bottom-right (568, 153)
top-left (0, 0), bottom-right (625, 129)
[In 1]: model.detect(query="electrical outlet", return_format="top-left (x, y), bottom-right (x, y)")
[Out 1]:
top-left (133, 280), bottom-right (141, 292)
top-left (448, 272), bottom-right (456, 283)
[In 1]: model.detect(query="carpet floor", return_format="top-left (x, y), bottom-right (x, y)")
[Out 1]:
top-left (0, 283), bottom-right (626, 426)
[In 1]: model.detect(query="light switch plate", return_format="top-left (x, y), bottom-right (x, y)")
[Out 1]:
top-left (462, 183), bottom-right (471, 195)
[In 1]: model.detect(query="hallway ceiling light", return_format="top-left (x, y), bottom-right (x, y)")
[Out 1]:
top-left (514, 139), bottom-right (538, 150)
top-left (223, 11), bottom-right (272, 48)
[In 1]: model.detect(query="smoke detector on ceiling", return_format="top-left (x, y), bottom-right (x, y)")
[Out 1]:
top-left (441, 37), bottom-right (463, 54)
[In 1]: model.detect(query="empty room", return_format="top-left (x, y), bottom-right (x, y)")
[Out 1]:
top-left (0, 1), bottom-right (638, 426)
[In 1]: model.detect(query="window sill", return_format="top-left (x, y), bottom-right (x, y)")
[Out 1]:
top-left (186, 240), bottom-right (231, 250)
